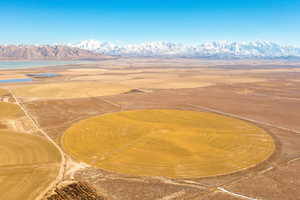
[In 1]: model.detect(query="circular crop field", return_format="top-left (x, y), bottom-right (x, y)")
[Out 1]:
top-left (63, 109), bottom-right (275, 178)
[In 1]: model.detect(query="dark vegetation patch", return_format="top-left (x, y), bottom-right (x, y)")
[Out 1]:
top-left (0, 122), bottom-right (7, 129)
top-left (124, 89), bottom-right (145, 94)
top-left (47, 182), bottom-right (107, 200)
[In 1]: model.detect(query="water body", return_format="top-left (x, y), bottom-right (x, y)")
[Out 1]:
top-left (26, 73), bottom-right (60, 78)
top-left (0, 78), bottom-right (33, 83)
top-left (0, 60), bottom-right (91, 70)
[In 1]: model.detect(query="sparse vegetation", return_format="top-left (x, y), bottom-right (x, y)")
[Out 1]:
top-left (2, 59), bottom-right (300, 199)
top-left (63, 109), bottom-right (275, 178)
top-left (47, 182), bottom-right (107, 200)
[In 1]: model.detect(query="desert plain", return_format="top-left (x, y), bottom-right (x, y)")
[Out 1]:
top-left (0, 58), bottom-right (300, 200)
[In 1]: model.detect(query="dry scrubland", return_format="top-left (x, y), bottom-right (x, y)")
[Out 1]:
top-left (66, 67), bottom-right (265, 89)
top-left (1, 58), bottom-right (300, 200)
top-left (6, 58), bottom-right (282, 100)
top-left (0, 90), bottom-right (61, 200)
top-left (69, 71), bottom-right (264, 89)
top-left (0, 102), bottom-right (24, 119)
top-left (63, 109), bottom-right (274, 178)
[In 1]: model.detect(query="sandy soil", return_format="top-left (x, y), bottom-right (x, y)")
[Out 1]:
top-left (1, 58), bottom-right (300, 200)
top-left (0, 99), bottom-right (61, 200)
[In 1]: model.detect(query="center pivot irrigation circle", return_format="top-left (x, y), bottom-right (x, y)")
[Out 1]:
top-left (63, 109), bottom-right (275, 178)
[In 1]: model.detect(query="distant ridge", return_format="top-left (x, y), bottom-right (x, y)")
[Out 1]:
top-left (2, 41), bottom-right (300, 60)
top-left (0, 45), bottom-right (110, 60)
top-left (71, 40), bottom-right (300, 59)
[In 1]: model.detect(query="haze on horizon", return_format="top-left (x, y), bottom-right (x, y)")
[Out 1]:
top-left (0, 0), bottom-right (300, 46)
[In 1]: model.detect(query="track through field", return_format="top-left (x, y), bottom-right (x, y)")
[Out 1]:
top-left (5, 88), bottom-right (65, 200)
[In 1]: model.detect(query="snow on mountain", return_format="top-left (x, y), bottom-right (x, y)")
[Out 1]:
top-left (72, 40), bottom-right (115, 51)
top-left (71, 40), bottom-right (300, 59)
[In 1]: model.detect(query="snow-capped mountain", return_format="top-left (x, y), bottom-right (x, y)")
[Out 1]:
top-left (71, 40), bottom-right (300, 59)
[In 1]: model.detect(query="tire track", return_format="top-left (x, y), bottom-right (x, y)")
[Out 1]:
top-left (217, 187), bottom-right (262, 200)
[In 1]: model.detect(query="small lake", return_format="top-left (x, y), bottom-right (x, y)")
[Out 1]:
top-left (0, 60), bottom-right (91, 70)
top-left (26, 73), bottom-right (60, 78)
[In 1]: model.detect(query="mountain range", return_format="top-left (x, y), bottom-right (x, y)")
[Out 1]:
top-left (71, 40), bottom-right (300, 59)
top-left (1, 40), bottom-right (300, 60)
top-left (0, 45), bottom-right (108, 60)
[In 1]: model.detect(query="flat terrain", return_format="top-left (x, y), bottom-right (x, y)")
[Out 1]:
top-left (0, 102), bottom-right (24, 119)
top-left (0, 88), bottom-right (9, 96)
top-left (0, 130), bottom-right (61, 200)
top-left (0, 90), bottom-right (61, 200)
top-left (1, 58), bottom-right (300, 200)
top-left (11, 82), bottom-right (132, 99)
top-left (63, 109), bottom-right (274, 178)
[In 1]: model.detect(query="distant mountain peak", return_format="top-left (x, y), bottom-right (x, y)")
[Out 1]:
top-left (71, 40), bottom-right (300, 59)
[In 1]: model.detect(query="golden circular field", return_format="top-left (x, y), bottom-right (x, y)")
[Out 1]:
top-left (63, 109), bottom-right (275, 178)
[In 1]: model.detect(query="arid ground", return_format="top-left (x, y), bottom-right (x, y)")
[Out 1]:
top-left (0, 94), bottom-right (61, 200)
top-left (0, 58), bottom-right (300, 200)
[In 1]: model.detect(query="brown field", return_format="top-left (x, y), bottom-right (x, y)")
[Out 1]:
top-left (1, 58), bottom-right (300, 200)
top-left (0, 89), bottom-right (61, 200)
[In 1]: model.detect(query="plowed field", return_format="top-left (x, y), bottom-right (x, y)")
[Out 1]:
top-left (0, 130), bottom-right (61, 200)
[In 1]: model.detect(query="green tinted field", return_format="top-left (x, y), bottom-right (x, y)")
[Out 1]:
top-left (63, 109), bottom-right (275, 178)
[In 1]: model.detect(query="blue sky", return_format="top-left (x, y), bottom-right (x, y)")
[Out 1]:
top-left (1, 0), bottom-right (300, 45)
